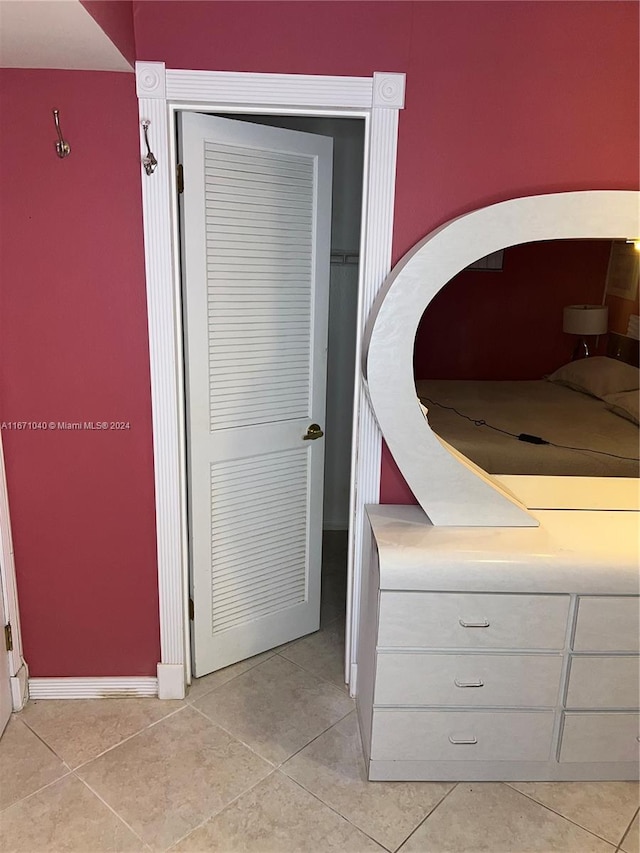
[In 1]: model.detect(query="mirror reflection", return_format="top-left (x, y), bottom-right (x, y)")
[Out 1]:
top-left (414, 239), bottom-right (640, 477)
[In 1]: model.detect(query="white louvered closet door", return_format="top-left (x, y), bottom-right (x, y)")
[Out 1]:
top-left (179, 114), bottom-right (332, 677)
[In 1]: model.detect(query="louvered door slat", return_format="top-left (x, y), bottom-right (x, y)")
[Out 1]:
top-left (210, 510), bottom-right (308, 552)
top-left (206, 221), bottom-right (313, 236)
top-left (206, 148), bottom-right (314, 171)
top-left (211, 373), bottom-right (308, 389)
top-left (211, 485), bottom-right (308, 519)
top-left (211, 553), bottom-right (307, 590)
top-left (211, 484), bottom-right (308, 516)
top-left (210, 312), bottom-right (312, 323)
top-left (210, 500), bottom-right (309, 533)
top-left (210, 295), bottom-right (311, 304)
top-left (209, 544), bottom-right (307, 585)
top-left (212, 460), bottom-right (307, 492)
top-left (214, 586), bottom-right (308, 633)
top-left (205, 151), bottom-right (314, 175)
top-left (209, 448), bottom-right (309, 633)
top-left (205, 164), bottom-right (314, 183)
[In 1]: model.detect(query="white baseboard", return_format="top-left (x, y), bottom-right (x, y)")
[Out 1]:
top-left (11, 662), bottom-right (28, 710)
top-left (28, 677), bottom-right (158, 699)
top-left (157, 663), bottom-right (186, 700)
top-left (349, 661), bottom-right (358, 698)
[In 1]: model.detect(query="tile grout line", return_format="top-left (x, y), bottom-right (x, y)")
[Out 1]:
top-left (271, 647), bottom-right (352, 697)
top-left (277, 708), bottom-right (471, 852)
top-left (185, 599), bottom-right (346, 704)
top-left (163, 768), bottom-right (280, 852)
top-left (190, 691), bottom-right (355, 771)
top-left (189, 653), bottom-right (353, 766)
top-left (391, 782), bottom-right (460, 853)
top-left (274, 653), bottom-right (350, 694)
top-left (14, 714), bottom-right (74, 767)
top-left (18, 698), bottom-right (188, 768)
top-left (276, 714), bottom-right (401, 852)
top-left (187, 701), bottom-right (279, 769)
top-left (69, 703), bottom-right (190, 773)
top-left (504, 783), bottom-right (633, 849)
top-left (272, 768), bottom-right (391, 852)
top-left (0, 766), bottom-right (75, 814)
top-left (279, 706), bottom-right (357, 767)
top-left (616, 805), bottom-right (639, 853)
top-left (387, 781), bottom-right (460, 853)
top-left (3, 706), bottom-right (191, 814)
top-left (73, 773), bottom-right (151, 849)
top-left (185, 651), bottom-right (278, 705)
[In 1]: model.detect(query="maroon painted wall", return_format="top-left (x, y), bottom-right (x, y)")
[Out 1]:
top-left (1, 1), bottom-right (638, 675)
top-left (414, 240), bottom-right (613, 381)
top-left (0, 70), bottom-right (159, 676)
top-left (81, 1), bottom-right (136, 66)
top-left (134, 0), bottom-right (639, 506)
top-left (133, 0), bottom-right (413, 75)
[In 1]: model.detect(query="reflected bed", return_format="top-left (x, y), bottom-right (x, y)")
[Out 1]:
top-left (417, 376), bottom-right (639, 477)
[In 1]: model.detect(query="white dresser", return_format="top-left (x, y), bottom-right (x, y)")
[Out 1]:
top-left (357, 502), bottom-right (640, 781)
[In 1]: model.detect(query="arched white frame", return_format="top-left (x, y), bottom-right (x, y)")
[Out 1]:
top-left (365, 190), bottom-right (640, 527)
top-left (135, 62), bottom-right (405, 698)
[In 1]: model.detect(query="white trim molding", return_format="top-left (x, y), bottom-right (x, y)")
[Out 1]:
top-left (157, 663), bottom-right (186, 700)
top-left (372, 72), bottom-right (406, 108)
top-left (0, 431), bottom-right (27, 710)
top-left (165, 69), bottom-right (375, 108)
top-left (136, 62), bottom-right (166, 99)
top-left (136, 61), bottom-right (404, 697)
top-left (10, 662), bottom-right (28, 711)
top-left (28, 677), bottom-right (158, 700)
top-left (365, 190), bottom-right (640, 526)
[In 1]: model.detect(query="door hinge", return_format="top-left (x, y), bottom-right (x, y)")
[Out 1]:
top-left (176, 163), bottom-right (184, 195)
top-left (4, 623), bottom-right (13, 652)
top-left (188, 598), bottom-right (194, 621)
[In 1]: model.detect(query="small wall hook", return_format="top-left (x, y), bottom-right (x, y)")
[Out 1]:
top-left (141, 120), bottom-right (157, 175)
top-left (52, 109), bottom-right (70, 158)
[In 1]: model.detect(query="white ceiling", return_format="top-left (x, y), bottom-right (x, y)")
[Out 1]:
top-left (0, 0), bottom-right (132, 72)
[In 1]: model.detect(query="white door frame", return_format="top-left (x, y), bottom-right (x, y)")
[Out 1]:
top-left (0, 432), bottom-right (28, 711)
top-left (135, 62), bottom-right (405, 699)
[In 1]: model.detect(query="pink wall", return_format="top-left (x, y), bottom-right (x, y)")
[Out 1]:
top-left (0, 70), bottom-right (159, 676)
top-left (133, 0), bottom-right (413, 75)
top-left (134, 0), bottom-right (639, 507)
top-left (80, 1), bottom-right (136, 67)
top-left (414, 240), bottom-right (613, 381)
top-left (2, 2), bottom-right (638, 676)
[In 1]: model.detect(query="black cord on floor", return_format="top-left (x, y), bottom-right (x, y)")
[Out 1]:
top-left (420, 396), bottom-right (640, 463)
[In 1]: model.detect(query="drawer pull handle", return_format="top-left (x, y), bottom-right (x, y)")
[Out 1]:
top-left (459, 619), bottom-right (490, 628)
top-left (454, 679), bottom-right (485, 688)
top-left (636, 736), bottom-right (640, 743)
top-left (448, 735), bottom-right (478, 745)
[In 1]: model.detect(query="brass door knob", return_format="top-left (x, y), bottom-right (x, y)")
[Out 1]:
top-left (303, 423), bottom-right (324, 441)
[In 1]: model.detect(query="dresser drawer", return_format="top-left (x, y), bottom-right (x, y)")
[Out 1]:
top-left (560, 713), bottom-right (640, 763)
top-left (371, 709), bottom-right (554, 762)
top-left (573, 597), bottom-right (639, 652)
top-left (566, 657), bottom-right (639, 709)
top-left (378, 593), bottom-right (569, 649)
top-left (375, 653), bottom-right (563, 707)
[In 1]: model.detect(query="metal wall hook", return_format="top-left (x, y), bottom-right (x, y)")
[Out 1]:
top-left (141, 120), bottom-right (157, 175)
top-left (52, 109), bottom-right (70, 158)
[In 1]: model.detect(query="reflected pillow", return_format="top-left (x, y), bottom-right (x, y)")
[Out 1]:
top-left (547, 356), bottom-right (640, 400)
top-left (603, 390), bottom-right (640, 425)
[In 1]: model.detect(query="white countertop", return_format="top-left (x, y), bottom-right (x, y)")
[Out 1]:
top-left (366, 503), bottom-right (640, 595)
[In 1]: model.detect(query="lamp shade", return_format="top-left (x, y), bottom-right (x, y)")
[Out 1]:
top-left (563, 304), bottom-right (608, 336)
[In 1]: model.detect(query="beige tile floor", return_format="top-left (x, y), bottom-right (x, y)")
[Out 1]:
top-left (1, 533), bottom-right (638, 852)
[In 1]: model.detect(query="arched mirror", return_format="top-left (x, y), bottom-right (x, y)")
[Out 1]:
top-left (364, 191), bottom-right (640, 526)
